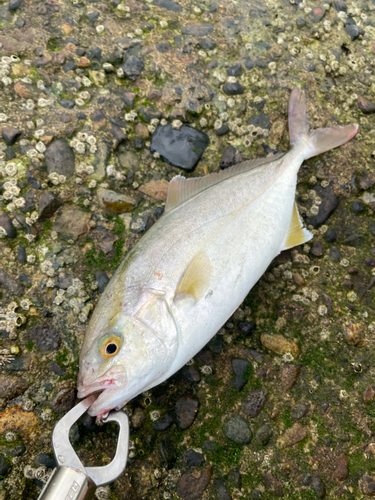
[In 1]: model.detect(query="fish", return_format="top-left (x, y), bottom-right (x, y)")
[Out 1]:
top-left (77, 87), bottom-right (358, 417)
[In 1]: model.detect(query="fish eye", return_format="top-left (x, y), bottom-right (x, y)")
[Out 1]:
top-left (99, 334), bottom-right (123, 360)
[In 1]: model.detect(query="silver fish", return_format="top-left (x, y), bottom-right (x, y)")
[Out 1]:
top-left (78, 87), bottom-right (358, 417)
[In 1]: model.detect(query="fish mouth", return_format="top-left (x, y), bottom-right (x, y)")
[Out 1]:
top-left (77, 366), bottom-right (126, 399)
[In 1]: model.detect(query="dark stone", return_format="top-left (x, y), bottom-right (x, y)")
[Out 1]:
top-left (2, 444), bottom-right (26, 457)
top-left (248, 112), bottom-right (271, 130)
top-left (15, 17), bottom-right (25, 27)
top-left (0, 375), bottom-right (29, 398)
top-left (227, 64), bottom-right (242, 76)
top-left (28, 323), bottom-right (61, 351)
top-left (8, 0), bottom-right (22, 9)
top-left (185, 449), bottom-right (205, 468)
top-left (122, 56), bottom-right (144, 81)
top-left (0, 211), bottom-right (16, 238)
top-left (223, 415), bottom-right (252, 444)
top-left (352, 200), bottom-right (365, 213)
top-left (18, 273), bottom-right (31, 286)
top-left (122, 92), bottom-right (135, 109)
top-left (357, 96), bottom-right (375, 114)
top-left (238, 321), bottom-right (256, 335)
top-left (207, 334), bottom-right (223, 353)
top-left (156, 42), bottom-right (172, 53)
top-left (87, 10), bottom-right (100, 21)
top-left (343, 234), bottom-right (364, 247)
top-left (307, 63), bottom-right (316, 72)
top-left (177, 467), bottom-right (212, 500)
top-left (256, 424), bottom-right (273, 445)
top-left (5, 147), bottom-right (16, 161)
top-left (158, 438), bottom-right (177, 467)
top-left (296, 16), bottom-right (306, 28)
top-left (345, 21), bottom-right (365, 40)
top-left (150, 124), bottom-right (209, 171)
top-left (194, 349), bottom-right (214, 368)
top-left (111, 124), bottom-right (127, 143)
top-left (38, 192), bottom-right (62, 222)
top-left (17, 245), bottom-right (26, 264)
top-left (138, 107), bottom-right (162, 122)
top-left (0, 455), bottom-right (11, 476)
top-left (220, 146), bottom-right (237, 170)
top-left (360, 474), bottom-right (375, 496)
top-left (58, 99), bottom-right (75, 109)
top-left (63, 60), bottom-right (76, 72)
top-left (207, 60), bottom-right (218, 70)
top-left (153, 412), bottom-right (174, 431)
top-left (364, 257), bottom-right (375, 268)
top-left (291, 403), bottom-right (309, 420)
top-left (77, 112), bottom-right (87, 120)
top-left (329, 247), bottom-right (341, 262)
top-left (45, 139), bottom-right (75, 178)
top-left (203, 440), bottom-right (219, 451)
top-left (215, 479), bottom-right (231, 500)
top-left (311, 477), bottom-right (326, 498)
top-left (4, 355), bottom-right (31, 371)
top-left (250, 490), bottom-right (262, 500)
top-left (176, 395), bottom-right (199, 429)
top-left (310, 241), bottom-right (323, 257)
top-left (215, 125), bottom-right (229, 136)
top-left (244, 58), bottom-right (254, 70)
top-left (48, 361), bottom-right (66, 377)
top-left (232, 359), bottom-right (252, 390)
top-left (130, 215), bottom-right (148, 233)
top-left (242, 390), bottom-right (267, 417)
top-left (334, 0), bottom-right (347, 11)
top-left (324, 228), bottom-right (337, 242)
top-left (311, 5), bottom-right (326, 22)
top-left (223, 82), bottom-right (244, 96)
top-left (34, 452), bottom-right (57, 470)
top-left (0, 269), bottom-right (24, 296)
top-left (262, 472), bottom-right (284, 497)
top-left (178, 365), bottom-right (201, 383)
top-left (95, 270), bottom-right (110, 294)
top-left (249, 349), bottom-right (264, 363)
top-left (153, 0), bottom-right (182, 12)
top-left (306, 185), bottom-right (338, 227)
top-left (133, 137), bottom-right (145, 150)
top-left (88, 47), bottom-right (102, 60)
top-left (2, 126), bottom-right (21, 145)
top-left (57, 274), bottom-right (73, 289)
top-left (182, 23), bottom-right (213, 36)
top-left (51, 387), bottom-right (76, 414)
top-left (200, 37), bottom-right (216, 50)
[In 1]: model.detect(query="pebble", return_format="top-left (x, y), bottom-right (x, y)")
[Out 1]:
top-left (201, 37), bottom-right (216, 50)
top-left (276, 423), bottom-right (308, 449)
top-left (153, 0), bottom-right (182, 12)
top-left (329, 246), bottom-right (341, 262)
top-left (131, 407), bottom-right (146, 429)
top-left (227, 64), bottom-right (242, 76)
top-left (17, 244), bottom-right (26, 264)
top-left (0, 210), bottom-right (17, 238)
top-left (310, 241), bottom-right (323, 257)
top-left (360, 475), bottom-right (375, 496)
top-left (358, 96), bottom-right (375, 114)
top-left (223, 82), bottom-right (244, 96)
top-left (152, 412), bottom-right (174, 431)
top-left (0, 375), bottom-right (29, 399)
top-left (307, 185), bottom-right (338, 227)
top-left (130, 215), bottom-right (148, 233)
top-left (0, 455), bottom-right (11, 477)
top-left (178, 365), bottom-right (201, 383)
top-left (27, 322), bottom-right (61, 351)
top-left (158, 438), bottom-right (177, 467)
top-left (345, 20), bottom-right (365, 41)
top-left (45, 139), bottom-right (76, 179)
top-left (256, 424), bottom-right (273, 445)
top-left (238, 321), bottom-right (256, 335)
top-left (311, 6), bottom-right (326, 23)
top-left (214, 479), bottom-right (231, 500)
top-left (175, 395), bottom-right (199, 429)
top-left (48, 361), bottom-right (66, 377)
top-left (219, 146), bottom-right (237, 170)
top-left (95, 270), bottom-right (110, 294)
top-left (352, 200), bottom-right (365, 213)
top-left (122, 56), bottom-right (144, 81)
top-left (34, 452), bottom-right (57, 469)
top-left (342, 320), bottom-right (365, 347)
top-left (248, 112), bottom-right (270, 130)
top-left (53, 206), bottom-right (91, 241)
top-left (181, 23), bottom-right (213, 36)
top-left (223, 415), bottom-right (252, 444)
top-left (0, 269), bottom-right (24, 296)
top-left (261, 472), bottom-right (284, 497)
top-left (185, 449), bottom-right (205, 467)
top-left (242, 390), bottom-right (267, 417)
top-left (2, 126), bottom-right (21, 145)
top-left (150, 124), bottom-right (209, 171)
top-left (363, 386), bottom-right (375, 402)
top-left (324, 228), bottom-right (337, 243)
top-left (58, 98), bottom-right (75, 109)
top-left (260, 333), bottom-right (299, 357)
top-left (38, 192), bottom-right (62, 221)
top-left (232, 359), bottom-right (252, 391)
top-left (97, 188), bottom-right (136, 214)
top-left (291, 403), bottom-right (309, 420)
top-left (311, 477), bottom-right (326, 498)
top-left (280, 364), bottom-right (300, 391)
top-left (215, 124), bottom-right (229, 136)
top-left (51, 387), bottom-right (76, 414)
top-left (177, 467), bottom-right (212, 500)
top-left (333, 453), bottom-right (348, 481)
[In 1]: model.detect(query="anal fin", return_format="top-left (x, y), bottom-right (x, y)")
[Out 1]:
top-left (282, 202), bottom-right (313, 250)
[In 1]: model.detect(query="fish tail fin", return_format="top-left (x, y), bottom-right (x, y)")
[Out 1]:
top-left (289, 86), bottom-right (358, 160)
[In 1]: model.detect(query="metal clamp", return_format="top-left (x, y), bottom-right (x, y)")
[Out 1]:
top-left (37, 396), bottom-right (129, 500)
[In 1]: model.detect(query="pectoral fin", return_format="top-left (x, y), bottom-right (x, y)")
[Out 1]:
top-left (282, 202), bottom-right (313, 250)
top-left (174, 252), bottom-right (212, 302)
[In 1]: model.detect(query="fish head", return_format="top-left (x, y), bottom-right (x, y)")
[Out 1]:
top-left (78, 294), bottom-right (178, 417)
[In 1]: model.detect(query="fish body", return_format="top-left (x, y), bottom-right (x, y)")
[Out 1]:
top-left (78, 88), bottom-right (358, 417)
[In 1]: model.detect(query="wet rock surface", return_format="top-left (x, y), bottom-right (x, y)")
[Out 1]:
top-left (0, 0), bottom-right (373, 497)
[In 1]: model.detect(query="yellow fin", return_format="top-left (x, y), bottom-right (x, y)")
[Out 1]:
top-left (283, 202), bottom-right (313, 250)
top-left (174, 252), bottom-right (212, 302)
top-left (165, 152), bottom-right (285, 214)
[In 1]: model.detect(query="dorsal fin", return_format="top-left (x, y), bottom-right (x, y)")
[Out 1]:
top-left (165, 152), bottom-right (285, 214)
top-left (282, 202), bottom-right (313, 250)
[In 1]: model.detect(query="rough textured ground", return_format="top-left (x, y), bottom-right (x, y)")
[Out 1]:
top-left (1, 0), bottom-right (375, 498)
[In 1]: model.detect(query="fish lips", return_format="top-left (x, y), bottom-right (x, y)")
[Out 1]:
top-left (77, 366), bottom-right (127, 399)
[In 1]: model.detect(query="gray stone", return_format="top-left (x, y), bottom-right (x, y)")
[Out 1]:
top-left (182, 23), bottom-right (213, 36)
top-left (45, 139), bottom-right (75, 179)
top-left (28, 323), bottom-right (61, 351)
top-left (153, 0), bottom-right (182, 12)
top-left (242, 390), bottom-right (267, 417)
top-left (2, 126), bottom-right (21, 145)
top-left (0, 269), bottom-right (24, 296)
top-left (38, 192), bottom-right (62, 222)
top-left (0, 375), bottom-right (29, 399)
top-left (122, 56), bottom-right (144, 81)
top-left (223, 415), bottom-right (252, 444)
top-left (0, 210), bottom-right (16, 238)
